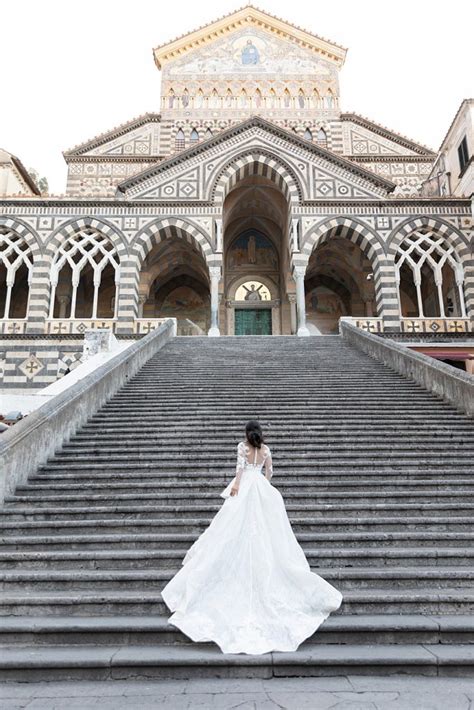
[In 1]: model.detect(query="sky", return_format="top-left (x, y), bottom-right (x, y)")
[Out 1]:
top-left (2, 0), bottom-right (473, 194)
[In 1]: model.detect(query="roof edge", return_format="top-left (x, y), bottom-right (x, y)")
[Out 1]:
top-left (116, 115), bottom-right (396, 194)
top-left (341, 113), bottom-right (436, 156)
top-left (63, 113), bottom-right (161, 157)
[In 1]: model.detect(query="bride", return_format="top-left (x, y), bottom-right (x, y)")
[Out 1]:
top-left (162, 420), bottom-right (343, 655)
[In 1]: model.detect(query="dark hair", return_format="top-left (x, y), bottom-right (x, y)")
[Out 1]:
top-left (245, 420), bottom-right (264, 449)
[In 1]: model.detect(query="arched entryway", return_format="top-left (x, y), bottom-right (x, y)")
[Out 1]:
top-left (302, 224), bottom-right (380, 334)
top-left (138, 236), bottom-right (210, 335)
top-left (222, 174), bottom-right (291, 335)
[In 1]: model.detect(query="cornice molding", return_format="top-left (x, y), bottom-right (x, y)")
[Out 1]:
top-left (349, 155), bottom-right (435, 164)
top-left (0, 197), bottom-right (471, 210)
top-left (64, 155), bottom-right (165, 164)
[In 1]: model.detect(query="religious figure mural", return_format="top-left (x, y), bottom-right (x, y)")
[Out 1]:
top-left (241, 39), bottom-right (260, 65)
top-left (235, 281), bottom-right (271, 302)
top-left (227, 232), bottom-right (277, 269)
top-left (158, 286), bottom-right (208, 330)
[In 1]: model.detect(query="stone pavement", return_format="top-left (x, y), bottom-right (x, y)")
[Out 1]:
top-left (1, 676), bottom-right (474, 709)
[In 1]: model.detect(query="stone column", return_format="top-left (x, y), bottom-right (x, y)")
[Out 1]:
top-left (293, 266), bottom-right (310, 337)
top-left (208, 266), bottom-right (221, 337)
top-left (288, 294), bottom-right (297, 334)
top-left (58, 296), bottom-right (70, 319)
top-left (138, 295), bottom-right (147, 319)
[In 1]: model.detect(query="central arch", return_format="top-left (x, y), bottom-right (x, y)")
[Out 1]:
top-left (212, 149), bottom-right (303, 206)
top-left (222, 170), bottom-right (292, 335)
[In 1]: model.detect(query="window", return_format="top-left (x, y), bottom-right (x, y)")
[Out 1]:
top-left (458, 136), bottom-right (470, 173)
top-left (190, 128), bottom-right (199, 145)
top-left (175, 128), bottom-right (185, 151)
top-left (49, 230), bottom-right (120, 320)
top-left (204, 128), bottom-right (213, 140)
top-left (316, 128), bottom-right (327, 148)
top-left (0, 230), bottom-right (33, 319)
top-left (304, 128), bottom-right (313, 141)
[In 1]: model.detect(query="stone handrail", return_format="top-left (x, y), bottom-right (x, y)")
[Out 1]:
top-left (0, 319), bottom-right (176, 505)
top-left (340, 319), bottom-right (474, 417)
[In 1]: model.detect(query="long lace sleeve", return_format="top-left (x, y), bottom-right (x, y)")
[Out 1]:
top-left (235, 442), bottom-right (246, 487)
top-left (264, 446), bottom-right (273, 481)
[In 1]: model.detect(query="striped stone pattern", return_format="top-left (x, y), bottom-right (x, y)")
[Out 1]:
top-left (300, 218), bottom-right (401, 329)
top-left (0, 337), bottom-right (84, 390)
top-left (213, 151), bottom-right (301, 206)
top-left (387, 217), bottom-right (474, 325)
top-left (327, 120), bottom-right (344, 154)
top-left (114, 219), bottom-right (213, 333)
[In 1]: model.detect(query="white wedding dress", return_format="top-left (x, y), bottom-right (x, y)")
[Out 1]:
top-left (161, 441), bottom-right (343, 654)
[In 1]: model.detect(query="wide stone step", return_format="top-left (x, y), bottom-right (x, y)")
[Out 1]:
top-left (1, 515), bottom-right (472, 536)
top-left (76, 423), bottom-right (474, 436)
top-left (49, 447), bottom-right (474, 464)
top-left (60, 436), bottom-right (474, 453)
top-left (1, 567), bottom-right (473, 593)
top-left (0, 614), bottom-right (472, 646)
top-left (3, 502), bottom-right (474, 522)
top-left (1, 589), bottom-right (473, 616)
top-left (1, 547), bottom-right (473, 571)
top-left (8, 489), bottom-right (474, 506)
top-left (1, 641), bottom-right (473, 681)
top-left (3, 531), bottom-right (473, 552)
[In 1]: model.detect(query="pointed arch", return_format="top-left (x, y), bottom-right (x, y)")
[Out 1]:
top-left (304, 127), bottom-right (313, 142)
top-left (175, 128), bottom-right (185, 152)
top-left (190, 128), bottom-right (199, 145)
top-left (316, 128), bottom-right (327, 148)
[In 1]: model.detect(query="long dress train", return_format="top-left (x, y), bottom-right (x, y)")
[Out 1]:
top-left (161, 441), bottom-right (343, 655)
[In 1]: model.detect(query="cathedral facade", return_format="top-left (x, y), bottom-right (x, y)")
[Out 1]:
top-left (0, 6), bottom-right (473, 346)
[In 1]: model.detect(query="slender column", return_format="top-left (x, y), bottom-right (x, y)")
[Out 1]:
top-left (414, 273), bottom-right (424, 318)
top-left (208, 266), bottom-right (221, 337)
top-left (435, 275), bottom-right (445, 318)
top-left (456, 267), bottom-right (467, 318)
top-left (70, 272), bottom-right (79, 319)
top-left (293, 266), bottom-right (310, 337)
top-left (92, 272), bottom-right (101, 319)
top-left (3, 278), bottom-right (13, 319)
top-left (58, 296), bottom-right (70, 319)
top-left (288, 294), bottom-right (297, 334)
top-left (138, 295), bottom-right (147, 318)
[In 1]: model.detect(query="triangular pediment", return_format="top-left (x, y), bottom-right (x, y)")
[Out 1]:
top-left (153, 6), bottom-right (346, 70)
top-left (117, 117), bottom-right (395, 202)
top-left (63, 114), bottom-right (162, 159)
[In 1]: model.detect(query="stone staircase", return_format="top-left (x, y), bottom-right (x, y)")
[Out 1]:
top-left (1, 335), bottom-right (473, 680)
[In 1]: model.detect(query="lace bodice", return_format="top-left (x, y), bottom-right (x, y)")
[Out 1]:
top-left (235, 441), bottom-right (273, 482)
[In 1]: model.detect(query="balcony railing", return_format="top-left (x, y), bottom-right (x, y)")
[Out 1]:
top-left (0, 319), bottom-right (28, 335)
top-left (45, 319), bottom-right (117, 335)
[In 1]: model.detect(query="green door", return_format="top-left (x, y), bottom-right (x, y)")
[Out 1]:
top-left (235, 309), bottom-right (272, 335)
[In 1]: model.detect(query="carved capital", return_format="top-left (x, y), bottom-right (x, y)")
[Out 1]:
top-left (293, 265), bottom-right (306, 279)
top-left (209, 266), bottom-right (222, 280)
